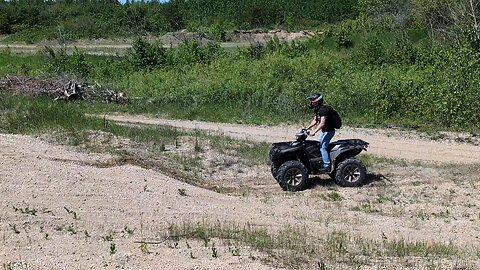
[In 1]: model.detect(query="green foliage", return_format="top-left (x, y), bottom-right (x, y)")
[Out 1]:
top-left (52, 34), bottom-right (475, 130)
top-left (42, 47), bottom-right (92, 78)
top-left (352, 32), bottom-right (416, 65)
top-left (243, 42), bottom-right (267, 61)
top-left (239, 2), bottom-right (285, 28)
top-left (207, 21), bottom-right (234, 42)
top-left (241, 36), bottom-right (309, 61)
top-left (174, 40), bottom-right (224, 66)
top-left (325, 19), bottom-right (361, 47)
top-left (2, 10), bottom-right (480, 132)
top-left (0, 95), bottom-right (103, 134)
top-left (0, 0), bottom-right (358, 42)
top-left (126, 38), bottom-right (170, 71)
top-left (0, 53), bottom-right (44, 76)
top-left (266, 37), bottom-right (308, 58)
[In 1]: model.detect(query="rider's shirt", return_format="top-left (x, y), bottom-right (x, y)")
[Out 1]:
top-left (316, 106), bottom-right (335, 132)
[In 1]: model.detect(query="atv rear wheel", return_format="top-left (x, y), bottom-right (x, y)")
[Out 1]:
top-left (335, 158), bottom-right (366, 187)
top-left (277, 160), bottom-right (308, 191)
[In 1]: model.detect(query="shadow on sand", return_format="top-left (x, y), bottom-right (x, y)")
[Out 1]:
top-left (305, 172), bottom-right (392, 190)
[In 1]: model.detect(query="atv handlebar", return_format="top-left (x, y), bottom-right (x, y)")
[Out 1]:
top-left (295, 128), bottom-right (309, 141)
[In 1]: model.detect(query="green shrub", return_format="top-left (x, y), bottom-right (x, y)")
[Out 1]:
top-left (126, 38), bottom-right (171, 71)
top-left (42, 47), bottom-right (92, 78)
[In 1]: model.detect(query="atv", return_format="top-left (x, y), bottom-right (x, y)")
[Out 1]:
top-left (269, 129), bottom-right (369, 191)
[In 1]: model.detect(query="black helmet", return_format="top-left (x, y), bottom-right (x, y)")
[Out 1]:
top-left (306, 93), bottom-right (324, 110)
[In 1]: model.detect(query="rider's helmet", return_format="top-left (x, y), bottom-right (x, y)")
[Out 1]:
top-left (306, 93), bottom-right (324, 110)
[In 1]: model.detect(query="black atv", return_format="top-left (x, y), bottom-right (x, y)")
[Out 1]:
top-left (269, 129), bottom-right (369, 191)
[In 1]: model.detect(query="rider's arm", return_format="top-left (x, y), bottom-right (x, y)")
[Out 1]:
top-left (311, 116), bottom-right (326, 136)
top-left (305, 115), bottom-right (318, 130)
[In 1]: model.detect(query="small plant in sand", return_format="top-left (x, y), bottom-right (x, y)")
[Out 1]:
top-left (64, 206), bottom-right (78, 220)
top-left (194, 137), bottom-right (204, 153)
top-left (140, 242), bottom-right (150, 254)
top-left (102, 234), bottom-right (113, 241)
top-left (351, 201), bottom-right (380, 214)
top-left (9, 224), bottom-right (20, 234)
top-left (178, 188), bottom-right (188, 196)
top-left (110, 243), bottom-right (117, 255)
top-left (13, 205), bottom-right (37, 216)
top-left (229, 245), bottom-right (240, 256)
top-left (323, 191), bottom-right (343, 201)
top-left (55, 224), bottom-right (77, 234)
top-left (211, 243), bottom-right (218, 258)
top-left (66, 224), bottom-right (77, 235)
top-left (124, 225), bottom-right (135, 235)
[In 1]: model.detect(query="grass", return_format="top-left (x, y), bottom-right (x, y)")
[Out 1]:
top-left (322, 191), bottom-right (343, 201)
top-left (358, 154), bottom-right (410, 168)
top-left (0, 53), bottom-right (44, 76)
top-left (109, 243), bottom-right (117, 255)
top-left (64, 207), bottom-right (79, 220)
top-left (13, 205), bottom-right (37, 216)
top-left (178, 188), bottom-right (189, 197)
top-left (165, 220), bottom-right (479, 269)
top-left (4, 10), bottom-right (480, 133)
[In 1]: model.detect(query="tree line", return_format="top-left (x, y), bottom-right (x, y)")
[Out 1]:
top-left (1, 0), bottom-right (479, 46)
top-left (0, 0), bottom-right (357, 41)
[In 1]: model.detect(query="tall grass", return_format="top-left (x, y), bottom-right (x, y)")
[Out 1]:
top-left (166, 220), bottom-right (478, 269)
top-left (0, 95), bottom-right (100, 134)
top-left (0, 53), bottom-right (44, 76)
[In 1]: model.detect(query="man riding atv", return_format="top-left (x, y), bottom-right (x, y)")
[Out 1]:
top-left (268, 94), bottom-right (368, 191)
top-left (305, 93), bottom-right (338, 172)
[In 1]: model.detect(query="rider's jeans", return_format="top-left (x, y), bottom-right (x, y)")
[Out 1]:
top-left (319, 130), bottom-right (335, 168)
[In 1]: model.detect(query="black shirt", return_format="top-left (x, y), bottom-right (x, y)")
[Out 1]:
top-left (316, 106), bottom-right (335, 132)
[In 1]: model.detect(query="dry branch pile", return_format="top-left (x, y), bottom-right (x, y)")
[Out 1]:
top-left (0, 75), bottom-right (129, 104)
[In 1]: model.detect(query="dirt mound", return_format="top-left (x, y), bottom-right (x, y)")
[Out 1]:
top-left (159, 29), bottom-right (213, 45)
top-left (157, 29), bottom-right (316, 45)
top-left (230, 29), bottom-right (315, 43)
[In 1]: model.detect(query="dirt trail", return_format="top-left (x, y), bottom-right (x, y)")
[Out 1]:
top-left (102, 114), bottom-right (480, 164)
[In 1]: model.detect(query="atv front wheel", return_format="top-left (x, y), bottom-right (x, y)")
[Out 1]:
top-left (271, 163), bottom-right (280, 183)
top-left (277, 160), bottom-right (308, 191)
top-left (335, 158), bottom-right (366, 187)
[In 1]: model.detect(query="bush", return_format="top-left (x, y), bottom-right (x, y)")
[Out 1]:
top-left (42, 47), bottom-right (91, 78)
top-left (126, 38), bottom-right (171, 71)
top-left (353, 32), bottom-right (416, 65)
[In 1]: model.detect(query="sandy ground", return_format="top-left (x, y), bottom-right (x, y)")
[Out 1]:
top-left (0, 134), bottom-right (276, 269)
top-left (1, 116), bottom-right (480, 269)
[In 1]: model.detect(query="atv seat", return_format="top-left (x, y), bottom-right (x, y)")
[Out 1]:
top-left (328, 140), bottom-right (354, 151)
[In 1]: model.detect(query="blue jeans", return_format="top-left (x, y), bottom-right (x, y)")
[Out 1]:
top-left (319, 130), bottom-right (335, 168)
